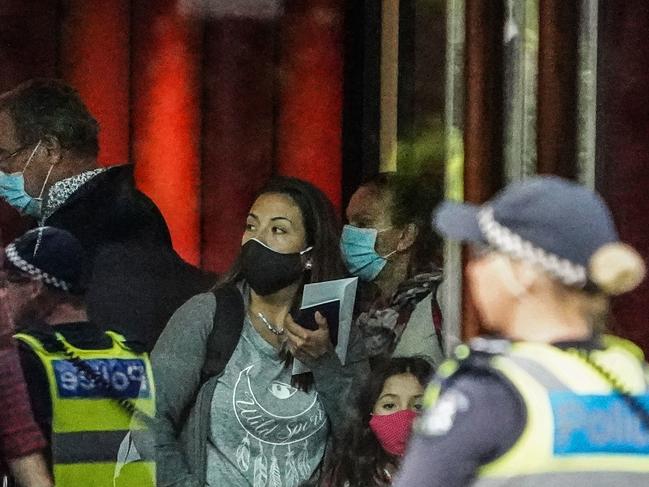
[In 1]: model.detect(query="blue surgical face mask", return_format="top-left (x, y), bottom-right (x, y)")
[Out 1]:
top-left (0, 141), bottom-right (52, 218)
top-left (340, 224), bottom-right (396, 281)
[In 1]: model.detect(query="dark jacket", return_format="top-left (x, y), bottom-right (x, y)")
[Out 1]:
top-left (43, 165), bottom-right (215, 350)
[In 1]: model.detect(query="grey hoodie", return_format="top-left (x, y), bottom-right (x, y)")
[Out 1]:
top-left (147, 291), bottom-right (369, 487)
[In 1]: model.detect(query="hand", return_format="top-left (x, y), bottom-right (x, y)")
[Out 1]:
top-left (9, 452), bottom-right (53, 487)
top-left (284, 312), bottom-right (332, 362)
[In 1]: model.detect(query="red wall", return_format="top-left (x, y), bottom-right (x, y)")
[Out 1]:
top-left (275, 0), bottom-right (344, 211)
top-left (598, 1), bottom-right (649, 353)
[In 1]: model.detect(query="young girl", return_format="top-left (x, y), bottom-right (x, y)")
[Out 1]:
top-left (322, 357), bottom-right (432, 486)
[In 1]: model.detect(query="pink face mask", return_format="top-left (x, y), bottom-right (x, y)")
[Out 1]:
top-left (369, 409), bottom-right (418, 456)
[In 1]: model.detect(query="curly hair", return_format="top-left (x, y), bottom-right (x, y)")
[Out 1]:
top-left (0, 78), bottom-right (99, 159)
top-left (322, 357), bottom-right (433, 486)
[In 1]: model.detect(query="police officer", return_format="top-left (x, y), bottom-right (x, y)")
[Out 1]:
top-left (395, 176), bottom-right (649, 486)
top-left (1, 227), bottom-right (155, 487)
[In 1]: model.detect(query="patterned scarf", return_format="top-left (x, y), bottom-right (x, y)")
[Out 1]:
top-left (40, 168), bottom-right (107, 222)
top-left (356, 270), bottom-right (443, 358)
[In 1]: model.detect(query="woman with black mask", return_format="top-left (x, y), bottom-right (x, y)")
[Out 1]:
top-left (148, 177), bottom-right (369, 487)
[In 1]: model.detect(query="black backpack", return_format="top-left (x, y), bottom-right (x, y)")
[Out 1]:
top-left (200, 285), bottom-right (245, 383)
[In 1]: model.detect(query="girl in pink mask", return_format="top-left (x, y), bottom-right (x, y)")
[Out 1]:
top-left (321, 357), bottom-right (432, 486)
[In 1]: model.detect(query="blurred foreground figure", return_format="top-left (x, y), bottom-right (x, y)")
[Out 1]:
top-left (396, 176), bottom-right (649, 486)
top-left (5, 227), bottom-right (154, 486)
top-left (0, 79), bottom-right (213, 349)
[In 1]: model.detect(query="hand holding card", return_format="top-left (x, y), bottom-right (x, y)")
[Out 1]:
top-left (296, 299), bottom-right (340, 346)
top-left (291, 277), bottom-right (358, 375)
top-left (284, 311), bottom-right (332, 362)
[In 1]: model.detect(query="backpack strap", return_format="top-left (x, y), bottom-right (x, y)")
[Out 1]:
top-left (430, 284), bottom-right (445, 355)
top-left (200, 285), bottom-right (245, 382)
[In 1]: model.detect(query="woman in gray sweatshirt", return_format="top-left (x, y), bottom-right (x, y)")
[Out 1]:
top-left (148, 177), bottom-right (369, 487)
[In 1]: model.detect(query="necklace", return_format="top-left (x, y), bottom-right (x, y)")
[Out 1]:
top-left (255, 312), bottom-right (285, 336)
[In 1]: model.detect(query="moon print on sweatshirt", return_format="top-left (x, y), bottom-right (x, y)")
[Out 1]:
top-left (207, 317), bottom-right (329, 487)
top-left (233, 364), bottom-right (327, 486)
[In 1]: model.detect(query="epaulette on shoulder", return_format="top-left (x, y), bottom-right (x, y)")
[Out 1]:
top-left (15, 329), bottom-right (63, 353)
top-left (122, 340), bottom-right (147, 354)
top-left (444, 337), bottom-right (512, 374)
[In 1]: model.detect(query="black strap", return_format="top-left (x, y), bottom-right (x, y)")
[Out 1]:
top-left (200, 285), bottom-right (245, 382)
top-left (430, 286), bottom-right (445, 355)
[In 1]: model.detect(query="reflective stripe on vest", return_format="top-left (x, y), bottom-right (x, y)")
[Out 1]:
top-left (14, 331), bottom-right (156, 487)
top-left (471, 336), bottom-right (649, 486)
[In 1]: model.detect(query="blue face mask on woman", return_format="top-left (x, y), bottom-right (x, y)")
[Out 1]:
top-left (0, 141), bottom-right (51, 218)
top-left (340, 224), bottom-right (396, 282)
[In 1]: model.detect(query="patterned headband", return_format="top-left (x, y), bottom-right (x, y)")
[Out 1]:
top-left (477, 206), bottom-right (588, 288)
top-left (4, 243), bottom-right (71, 292)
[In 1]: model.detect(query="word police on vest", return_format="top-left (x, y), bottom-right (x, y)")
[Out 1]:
top-left (53, 358), bottom-right (150, 399)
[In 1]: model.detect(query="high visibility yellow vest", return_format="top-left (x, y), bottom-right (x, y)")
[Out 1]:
top-left (14, 330), bottom-right (156, 487)
top-left (424, 336), bottom-right (649, 486)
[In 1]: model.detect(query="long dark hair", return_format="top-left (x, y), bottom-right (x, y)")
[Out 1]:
top-left (217, 176), bottom-right (346, 389)
top-left (322, 357), bottom-right (433, 486)
top-left (218, 175), bottom-right (345, 291)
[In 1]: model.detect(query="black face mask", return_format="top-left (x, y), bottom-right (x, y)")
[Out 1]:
top-left (240, 239), bottom-right (312, 296)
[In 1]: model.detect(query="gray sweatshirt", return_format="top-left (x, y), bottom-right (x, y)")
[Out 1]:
top-left (148, 291), bottom-right (369, 487)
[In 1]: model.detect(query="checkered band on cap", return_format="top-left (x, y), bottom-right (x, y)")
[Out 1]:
top-left (477, 206), bottom-right (588, 287)
top-left (5, 243), bottom-right (71, 292)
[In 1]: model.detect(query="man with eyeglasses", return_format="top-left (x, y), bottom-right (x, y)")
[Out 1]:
top-left (0, 79), bottom-right (213, 350)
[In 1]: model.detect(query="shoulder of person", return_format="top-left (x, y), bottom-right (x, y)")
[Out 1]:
top-left (152, 292), bottom-right (219, 350)
top-left (14, 327), bottom-right (62, 353)
top-left (438, 337), bottom-right (512, 377)
top-left (420, 337), bottom-right (516, 417)
top-left (173, 291), bottom-right (219, 322)
top-left (417, 345), bottom-right (523, 440)
top-left (112, 335), bottom-right (148, 354)
top-left (156, 287), bottom-right (244, 353)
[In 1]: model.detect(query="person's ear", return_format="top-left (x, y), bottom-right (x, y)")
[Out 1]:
top-left (513, 261), bottom-right (542, 291)
top-left (492, 255), bottom-right (530, 299)
top-left (396, 223), bottom-right (418, 252)
top-left (41, 135), bottom-right (63, 165)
